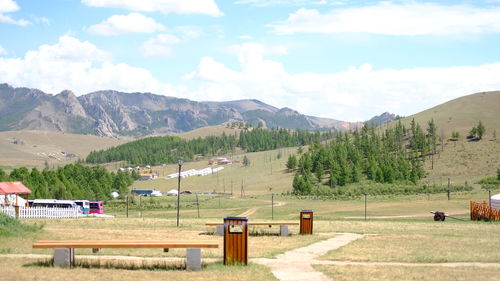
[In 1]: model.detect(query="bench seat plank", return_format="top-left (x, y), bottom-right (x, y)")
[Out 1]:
top-left (205, 222), bottom-right (298, 226)
top-left (33, 241), bottom-right (219, 249)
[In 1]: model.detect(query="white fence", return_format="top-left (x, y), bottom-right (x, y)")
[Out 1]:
top-left (0, 205), bottom-right (84, 219)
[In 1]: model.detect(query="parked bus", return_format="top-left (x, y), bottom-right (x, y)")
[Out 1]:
top-left (74, 200), bottom-right (90, 215)
top-left (89, 201), bottom-right (104, 214)
top-left (28, 199), bottom-right (79, 209)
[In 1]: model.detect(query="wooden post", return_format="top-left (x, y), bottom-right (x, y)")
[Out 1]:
top-left (271, 193), bottom-right (274, 220)
top-left (196, 194), bottom-right (200, 218)
top-left (139, 196), bottom-right (142, 218)
top-left (126, 195), bottom-right (129, 218)
top-left (364, 192), bottom-right (367, 221)
top-left (447, 178), bottom-right (451, 200)
top-left (489, 189), bottom-right (492, 223)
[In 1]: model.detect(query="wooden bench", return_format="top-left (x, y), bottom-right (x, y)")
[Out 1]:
top-left (205, 222), bottom-right (299, 236)
top-left (33, 240), bottom-right (219, 270)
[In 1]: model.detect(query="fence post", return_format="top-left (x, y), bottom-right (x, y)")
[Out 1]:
top-left (196, 194), bottom-right (200, 218)
top-left (489, 189), bottom-right (492, 223)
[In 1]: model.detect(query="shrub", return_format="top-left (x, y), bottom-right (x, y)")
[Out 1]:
top-left (0, 212), bottom-right (43, 237)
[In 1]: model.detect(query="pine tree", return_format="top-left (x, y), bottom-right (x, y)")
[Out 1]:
top-left (286, 155), bottom-right (297, 171)
top-left (242, 155), bottom-right (250, 167)
top-left (476, 121), bottom-right (485, 140)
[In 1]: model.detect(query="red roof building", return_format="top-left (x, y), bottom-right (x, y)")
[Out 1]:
top-left (0, 182), bottom-right (32, 195)
top-left (0, 182), bottom-right (32, 207)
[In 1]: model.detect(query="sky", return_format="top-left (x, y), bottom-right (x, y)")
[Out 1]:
top-left (0, 0), bottom-right (500, 121)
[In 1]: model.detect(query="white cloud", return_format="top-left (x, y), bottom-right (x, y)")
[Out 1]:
top-left (234, 0), bottom-right (342, 7)
top-left (185, 43), bottom-right (500, 121)
top-left (270, 2), bottom-right (500, 35)
top-left (0, 0), bottom-right (29, 26)
top-left (140, 34), bottom-right (181, 57)
top-left (174, 26), bottom-right (203, 40)
top-left (0, 45), bottom-right (6, 55)
top-left (0, 35), bottom-right (177, 95)
top-left (82, 0), bottom-right (223, 17)
top-left (87, 13), bottom-right (165, 35)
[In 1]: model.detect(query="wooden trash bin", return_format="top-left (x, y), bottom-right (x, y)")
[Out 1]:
top-left (223, 216), bottom-right (248, 265)
top-left (299, 209), bottom-right (313, 235)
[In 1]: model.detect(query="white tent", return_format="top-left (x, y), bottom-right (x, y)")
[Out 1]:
top-left (491, 194), bottom-right (500, 210)
top-left (166, 189), bottom-right (178, 196)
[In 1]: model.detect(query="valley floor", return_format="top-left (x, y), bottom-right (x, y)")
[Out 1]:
top-left (1, 192), bottom-right (500, 281)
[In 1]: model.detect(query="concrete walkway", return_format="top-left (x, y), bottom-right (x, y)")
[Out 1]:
top-left (253, 233), bottom-right (364, 281)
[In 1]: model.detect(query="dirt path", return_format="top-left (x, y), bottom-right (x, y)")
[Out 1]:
top-left (236, 201), bottom-right (287, 217)
top-left (237, 207), bottom-right (260, 217)
top-left (253, 233), bottom-right (364, 281)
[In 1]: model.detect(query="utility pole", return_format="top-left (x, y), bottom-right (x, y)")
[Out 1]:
top-left (447, 178), bottom-right (451, 200)
top-left (271, 193), bottom-right (274, 220)
top-left (176, 157), bottom-right (184, 227)
top-left (489, 188), bottom-right (492, 223)
top-left (126, 195), bottom-right (129, 218)
top-left (241, 180), bottom-right (245, 198)
top-left (196, 194), bottom-right (200, 218)
top-left (364, 191), bottom-right (367, 222)
top-left (139, 195), bottom-right (142, 218)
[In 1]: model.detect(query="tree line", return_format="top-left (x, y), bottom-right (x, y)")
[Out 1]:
top-left (289, 120), bottom-right (437, 195)
top-left (86, 128), bottom-right (335, 165)
top-left (0, 164), bottom-right (138, 201)
top-left (86, 134), bottom-right (238, 165)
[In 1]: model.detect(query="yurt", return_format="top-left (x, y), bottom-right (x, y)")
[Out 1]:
top-left (491, 194), bottom-right (500, 210)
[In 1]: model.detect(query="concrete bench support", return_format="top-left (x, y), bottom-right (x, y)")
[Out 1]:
top-left (54, 248), bottom-right (75, 267)
top-left (186, 248), bottom-right (201, 271)
top-left (215, 225), bottom-right (224, 236)
top-left (279, 225), bottom-right (289, 236)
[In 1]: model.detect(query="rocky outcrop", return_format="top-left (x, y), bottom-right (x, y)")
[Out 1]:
top-left (0, 84), bottom-right (367, 137)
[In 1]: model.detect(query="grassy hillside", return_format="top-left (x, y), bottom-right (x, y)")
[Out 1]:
top-left (383, 91), bottom-right (500, 183)
top-left (393, 91), bottom-right (500, 138)
top-left (0, 130), bottom-right (126, 169)
top-left (176, 124), bottom-right (243, 140)
top-left (131, 147), bottom-right (296, 195)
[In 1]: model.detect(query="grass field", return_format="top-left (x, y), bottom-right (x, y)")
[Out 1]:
top-left (314, 264), bottom-right (500, 281)
top-left (0, 130), bottom-right (126, 169)
top-left (2, 191), bottom-right (500, 280)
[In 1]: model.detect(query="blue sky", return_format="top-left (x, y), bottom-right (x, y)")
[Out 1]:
top-left (1, 0), bottom-right (500, 121)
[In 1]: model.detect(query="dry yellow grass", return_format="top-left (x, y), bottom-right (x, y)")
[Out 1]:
top-left (2, 217), bottom-right (327, 259)
top-left (0, 130), bottom-right (126, 168)
top-left (1, 257), bottom-right (277, 281)
top-left (318, 220), bottom-right (500, 263)
top-left (314, 264), bottom-right (500, 281)
top-left (176, 124), bottom-right (244, 140)
top-left (131, 147), bottom-right (297, 195)
top-left (422, 138), bottom-right (500, 184)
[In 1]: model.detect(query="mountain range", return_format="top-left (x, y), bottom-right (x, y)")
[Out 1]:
top-left (0, 84), bottom-right (395, 137)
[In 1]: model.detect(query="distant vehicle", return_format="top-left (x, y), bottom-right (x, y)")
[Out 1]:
top-left (29, 199), bottom-right (79, 209)
top-left (89, 201), bottom-right (104, 214)
top-left (74, 200), bottom-right (90, 215)
top-left (131, 189), bottom-right (162, 197)
top-left (166, 189), bottom-right (178, 196)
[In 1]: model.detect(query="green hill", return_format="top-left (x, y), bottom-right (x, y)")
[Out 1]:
top-left (396, 91), bottom-right (500, 138)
